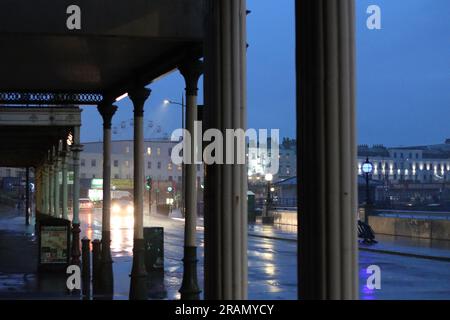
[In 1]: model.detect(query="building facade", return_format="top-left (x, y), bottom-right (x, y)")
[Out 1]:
top-left (80, 140), bottom-right (204, 186)
top-left (358, 139), bottom-right (450, 183)
top-left (247, 138), bottom-right (297, 182)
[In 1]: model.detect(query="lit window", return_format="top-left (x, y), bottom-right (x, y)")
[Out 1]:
top-left (168, 163), bottom-right (173, 171)
top-left (147, 147), bottom-right (152, 156)
top-left (157, 148), bottom-right (161, 156)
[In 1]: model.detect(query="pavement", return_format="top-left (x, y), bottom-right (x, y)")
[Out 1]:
top-left (1, 206), bottom-right (450, 300)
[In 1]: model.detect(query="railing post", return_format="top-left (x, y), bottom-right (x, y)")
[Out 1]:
top-left (92, 239), bottom-right (102, 296)
top-left (81, 237), bottom-right (91, 299)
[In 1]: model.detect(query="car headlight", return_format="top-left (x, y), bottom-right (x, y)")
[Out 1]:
top-left (112, 204), bottom-right (121, 214)
top-left (126, 205), bottom-right (134, 214)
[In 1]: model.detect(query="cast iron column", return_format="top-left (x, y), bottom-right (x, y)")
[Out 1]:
top-left (296, 0), bottom-right (358, 299)
top-left (54, 144), bottom-right (61, 218)
top-left (61, 144), bottom-right (69, 220)
top-left (25, 167), bottom-right (30, 225)
top-left (71, 126), bottom-right (83, 265)
top-left (49, 150), bottom-right (55, 217)
top-left (204, 0), bottom-right (248, 299)
top-left (129, 86), bottom-right (151, 300)
top-left (97, 100), bottom-right (118, 295)
top-left (179, 59), bottom-right (203, 300)
top-left (43, 162), bottom-right (49, 215)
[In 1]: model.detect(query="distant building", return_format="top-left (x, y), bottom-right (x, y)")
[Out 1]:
top-left (247, 137), bottom-right (297, 182)
top-left (358, 139), bottom-right (450, 184)
top-left (80, 140), bottom-right (204, 187)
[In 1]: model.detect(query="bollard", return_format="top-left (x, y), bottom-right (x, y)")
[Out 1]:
top-left (92, 239), bottom-right (102, 296)
top-left (81, 237), bottom-right (91, 299)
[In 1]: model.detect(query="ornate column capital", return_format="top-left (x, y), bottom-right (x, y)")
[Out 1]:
top-left (179, 59), bottom-right (204, 96)
top-left (98, 101), bottom-right (118, 129)
top-left (129, 87), bottom-right (151, 117)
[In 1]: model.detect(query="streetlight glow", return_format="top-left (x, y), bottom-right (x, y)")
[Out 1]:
top-left (115, 92), bottom-right (128, 102)
top-left (265, 173), bottom-right (273, 182)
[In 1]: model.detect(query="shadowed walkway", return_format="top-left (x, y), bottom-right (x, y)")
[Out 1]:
top-left (0, 208), bottom-right (76, 300)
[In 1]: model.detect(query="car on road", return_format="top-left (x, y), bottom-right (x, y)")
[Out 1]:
top-left (79, 198), bottom-right (94, 211)
top-left (111, 198), bottom-right (134, 215)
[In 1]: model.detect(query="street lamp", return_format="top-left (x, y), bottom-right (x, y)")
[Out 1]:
top-left (163, 97), bottom-right (185, 217)
top-left (362, 157), bottom-right (374, 224)
top-left (263, 173), bottom-right (274, 224)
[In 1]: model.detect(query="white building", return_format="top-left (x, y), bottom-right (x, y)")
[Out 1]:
top-left (80, 140), bottom-right (204, 186)
top-left (358, 140), bottom-right (450, 183)
top-left (247, 138), bottom-right (297, 182)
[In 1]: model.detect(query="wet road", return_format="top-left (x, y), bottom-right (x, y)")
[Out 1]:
top-left (1, 206), bottom-right (450, 299)
top-left (77, 208), bottom-right (297, 299)
top-left (76, 208), bottom-right (450, 300)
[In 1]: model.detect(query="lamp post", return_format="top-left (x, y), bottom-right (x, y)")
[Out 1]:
top-left (362, 157), bottom-right (374, 224)
top-left (263, 173), bottom-right (274, 224)
top-left (163, 97), bottom-right (185, 217)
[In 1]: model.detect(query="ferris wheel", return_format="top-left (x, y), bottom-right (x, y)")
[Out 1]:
top-left (112, 119), bottom-right (169, 140)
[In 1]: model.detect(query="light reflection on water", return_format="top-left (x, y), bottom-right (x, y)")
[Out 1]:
top-left (79, 209), bottom-right (135, 257)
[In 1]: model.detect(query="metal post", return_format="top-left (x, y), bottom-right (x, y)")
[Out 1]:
top-left (43, 163), bottom-right (49, 215)
top-left (25, 167), bottom-right (30, 225)
top-left (365, 172), bottom-right (370, 224)
top-left (54, 145), bottom-right (61, 218)
top-left (179, 59), bottom-right (203, 300)
top-left (49, 152), bottom-right (55, 217)
top-left (92, 239), bottom-right (102, 296)
top-left (97, 101), bottom-right (118, 296)
top-left (148, 187), bottom-right (152, 215)
top-left (81, 237), bottom-right (91, 298)
top-left (71, 126), bottom-right (83, 265)
top-left (61, 147), bottom-right (69, 220)
top-left (129, 86), bottom-right (151, 300)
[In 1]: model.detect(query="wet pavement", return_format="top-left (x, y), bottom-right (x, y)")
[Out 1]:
top-left (1, 206), bottom-right (450, 300)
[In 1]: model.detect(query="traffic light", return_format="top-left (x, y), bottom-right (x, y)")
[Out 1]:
top-left (146, 176), bottom-right (152, 191)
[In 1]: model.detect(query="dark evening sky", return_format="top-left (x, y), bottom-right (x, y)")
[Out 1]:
top-left (80, 0), bottom-right (450, 148)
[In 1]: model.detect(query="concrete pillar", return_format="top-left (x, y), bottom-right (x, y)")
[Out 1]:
top-left (97, 100), bottom-right (118, 295)
top-left (128, 86), bottom-right (151, 300)
top-left (296, 0), bottom-right (358, 299)
top-left (61, 144), bottom-right (69, 220)
top-left (179, 59), bottom-right (203, 300)
top-left (203, 0), bottom-right (248, 300)
top-left (71, 126), bottom-right (83, 265)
